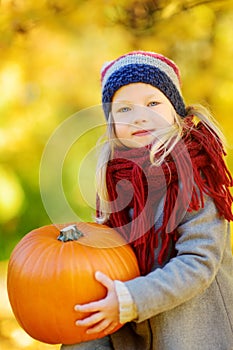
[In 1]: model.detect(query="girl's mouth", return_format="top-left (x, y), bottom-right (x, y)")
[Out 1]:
top-left (132, 129), bottom-right (154, 136)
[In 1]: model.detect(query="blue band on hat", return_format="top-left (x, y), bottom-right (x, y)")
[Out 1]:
top-left (102, 64), bottom-right (186, 118)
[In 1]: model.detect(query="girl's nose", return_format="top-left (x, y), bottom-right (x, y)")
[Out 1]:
top-left (133, 117), bottom-right (147, 124)
top-left (132, 106), bottom-right (149, 124)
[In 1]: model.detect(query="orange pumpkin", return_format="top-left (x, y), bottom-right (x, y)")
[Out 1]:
top-left (7, 222), bottom-right (140, 345)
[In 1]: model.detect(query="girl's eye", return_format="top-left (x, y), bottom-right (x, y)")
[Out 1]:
top-left (148, 101), bottom-right (159, 107)
top-left (118, 106), bottom-right (131, 113)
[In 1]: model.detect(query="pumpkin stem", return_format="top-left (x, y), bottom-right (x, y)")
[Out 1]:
top-left (57, 224), bottom-right (84, 242)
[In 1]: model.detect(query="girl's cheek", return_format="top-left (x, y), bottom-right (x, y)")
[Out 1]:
top-left (114, 125), bottom-right (125, 136)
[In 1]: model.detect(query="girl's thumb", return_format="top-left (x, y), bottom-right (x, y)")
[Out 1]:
top-left (95, 271), bottom-right (113, 289)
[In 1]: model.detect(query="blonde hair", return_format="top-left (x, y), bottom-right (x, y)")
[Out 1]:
top-left (95, 104), bottom-right (225, 224)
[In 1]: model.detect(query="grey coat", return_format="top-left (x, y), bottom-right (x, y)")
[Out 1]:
top-left (62, 196), bottom-right (233, 350)
top-left (111, 196), bottom-right (233, 350)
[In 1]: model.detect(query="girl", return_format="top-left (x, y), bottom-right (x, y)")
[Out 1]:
top-left (62, 51), bottom-right (233, 349)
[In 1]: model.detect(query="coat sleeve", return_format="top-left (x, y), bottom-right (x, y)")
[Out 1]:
top-left (124, 196), bottom-right (229, 323)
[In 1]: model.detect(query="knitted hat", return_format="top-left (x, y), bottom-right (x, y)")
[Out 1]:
top-left (101, 51), bottom-right (186, 119)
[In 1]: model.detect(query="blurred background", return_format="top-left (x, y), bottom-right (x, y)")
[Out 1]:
top-left (0, 0), bottom-right (233, 349)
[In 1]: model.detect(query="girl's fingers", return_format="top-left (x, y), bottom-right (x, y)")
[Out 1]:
top-left (74, 272), bottom-right (114, 313)
top-left (103, 321), bottom-right (119, 335)
top-left (76, 312), bottom-right (103, 327)
top-left (95, 271), bottom-right (114, 290)
top-left (74, 300), bottom-right (103, 313)
top-left (85, 318), bottom-right (111, 335)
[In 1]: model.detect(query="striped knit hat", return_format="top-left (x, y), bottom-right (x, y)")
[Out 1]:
top-left (101, 51), bottom-right (186, 119)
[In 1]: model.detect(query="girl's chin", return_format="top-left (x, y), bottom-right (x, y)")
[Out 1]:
top-left (121, 139), bottom-right (154, 148)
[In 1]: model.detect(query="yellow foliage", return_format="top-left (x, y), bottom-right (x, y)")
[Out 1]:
top-left (0, 167), bottom-right (24, 223)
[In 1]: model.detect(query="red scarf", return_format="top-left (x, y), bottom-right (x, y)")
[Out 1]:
top-left (100, 117), bottom-right (233, 275)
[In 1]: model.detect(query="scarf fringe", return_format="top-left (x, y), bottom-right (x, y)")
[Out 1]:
top-left (188, 120), bottom-right (233, 221)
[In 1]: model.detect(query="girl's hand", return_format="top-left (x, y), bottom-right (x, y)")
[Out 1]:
top-left (74, 271), bottom-right (119, 335)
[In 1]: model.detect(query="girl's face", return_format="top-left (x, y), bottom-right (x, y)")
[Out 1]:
top-left (111, 83), bottom-right (176, 148)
